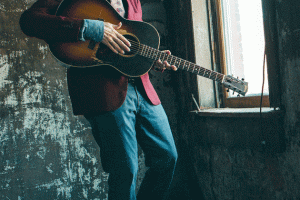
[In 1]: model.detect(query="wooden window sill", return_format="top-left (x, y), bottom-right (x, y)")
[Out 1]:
top-left (190, 107), bottom-right (283, 118)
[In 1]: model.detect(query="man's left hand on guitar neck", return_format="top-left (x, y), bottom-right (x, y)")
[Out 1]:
top-left (153, 50), bottom-right (178, 72)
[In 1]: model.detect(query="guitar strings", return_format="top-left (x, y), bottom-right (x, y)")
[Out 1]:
top-left (129, 37), bottom-right (224, 81)
top-left (124, 38), bottom-right (224, 82)
top-left (117, 38), bottom-right (243, 93)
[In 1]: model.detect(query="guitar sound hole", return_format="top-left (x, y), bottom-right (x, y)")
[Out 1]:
top-left (123, 34), bottom-right (139, 56)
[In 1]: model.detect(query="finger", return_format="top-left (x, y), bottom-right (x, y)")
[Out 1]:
top-left (112, 24), bottom-right (131, 50)
top-left (156, 59), bottom-right (163, 66)
top-left (163, 61), bottom-right (177, 71)
top-left (115, 40), bottom-right (130, 53)
top-left (104, 37), bottom-right (125, 54)
top-left (103, 40), bottom-right (119, 54)
top-left (157, 60), bottom-right (166, 69)
top-left (116, 34), bottom-right (131, 51)
top-left (109, 39), bottom-right (125, 54)
top-left (163, 61), bottom-right (171, 69)
top-left (113, 22), bottom-right (122, 30)
top-left (165, 50), bottom-right (171, 55)
top-left (171, 65), bottom-right (178, 71)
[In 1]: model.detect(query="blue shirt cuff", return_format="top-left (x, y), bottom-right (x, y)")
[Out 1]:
top-left (79, 19), bottom-right (104, 42)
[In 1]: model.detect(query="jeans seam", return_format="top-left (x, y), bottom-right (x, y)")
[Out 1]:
top-left (133, 84), bottom-right (140, 111)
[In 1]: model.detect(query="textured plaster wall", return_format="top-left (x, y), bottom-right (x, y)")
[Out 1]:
top-left (0, 0), bottom-right (178, 199)
top-left (1, 1), bottom-right (110, 199)
top-left (276, 0), bottom-right (300, 198)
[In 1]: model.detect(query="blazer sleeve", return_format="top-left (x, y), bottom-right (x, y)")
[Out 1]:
top-left (19, 0), bottom-right (84, 43)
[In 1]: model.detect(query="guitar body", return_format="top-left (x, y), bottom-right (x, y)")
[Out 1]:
top-left (49, 0), bottom-right (160, 77)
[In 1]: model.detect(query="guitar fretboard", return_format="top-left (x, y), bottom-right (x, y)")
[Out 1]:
top-left (137, 43), bottom-right (225, 83)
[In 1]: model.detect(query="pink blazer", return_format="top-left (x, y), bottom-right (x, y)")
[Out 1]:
top-left (20, 0), bottom-right (161, 115)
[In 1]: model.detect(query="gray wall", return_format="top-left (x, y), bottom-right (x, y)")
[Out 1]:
top-left (187, 1), bottom-right (300, 199)
top-left (0, 0), bottom-right (179, 199)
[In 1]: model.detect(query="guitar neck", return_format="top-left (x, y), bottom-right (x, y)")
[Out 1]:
top-left (138, 44), bottom-right (225, 83)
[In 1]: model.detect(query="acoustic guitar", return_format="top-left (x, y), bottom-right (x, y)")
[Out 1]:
top-left (49, 0), bottom-right (248, 96)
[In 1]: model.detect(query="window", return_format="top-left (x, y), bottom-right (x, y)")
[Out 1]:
top-left (215, 0), bottom-right (270, 107)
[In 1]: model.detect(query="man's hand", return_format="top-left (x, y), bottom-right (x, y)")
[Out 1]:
top-left (153, 50), bottom-right (177, 71)
top-left (102, 22), bottom-right (131, 54)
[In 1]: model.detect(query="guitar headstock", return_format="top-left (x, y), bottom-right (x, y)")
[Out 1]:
top-left (223, 75), bottom-right (248, 96)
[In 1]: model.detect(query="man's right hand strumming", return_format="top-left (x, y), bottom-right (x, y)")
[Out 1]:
top-left (102, 22), bottom-right (131, 55)
top-left (80, 19), bottom-right (131, 55)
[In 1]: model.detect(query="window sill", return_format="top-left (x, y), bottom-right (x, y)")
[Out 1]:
top-left (190, 107), bottom-right (283, 118)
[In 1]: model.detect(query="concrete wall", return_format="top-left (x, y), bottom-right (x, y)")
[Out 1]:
top-left (0, 0), bottom-right (180, 199)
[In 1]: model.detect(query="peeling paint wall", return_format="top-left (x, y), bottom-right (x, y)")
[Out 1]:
top-left (0, 0), bottom-right (179, 199)
top-left (0, 1), bottom-right (110, 198)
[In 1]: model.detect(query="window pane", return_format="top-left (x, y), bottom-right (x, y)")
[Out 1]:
top-left (221, 0), bottom-right (268, 97)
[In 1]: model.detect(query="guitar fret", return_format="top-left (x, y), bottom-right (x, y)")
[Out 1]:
top-left (201, 68), bottom-right (205, 76)
top-left (185, 62), bottom-right (189, 71)
top-left (170, 56), bottom-right (174, 66)
top-left (187, 62), bottom-right (191, 71)
top-left (154, 49), bottom-right (160, 60)
top-left (149, 47), bottom-right (154, 58)
top-left (145, 45), bottom-right (149, 57)
top-left (149, 47), bottom-right (153, 59)
top-left (217, 74), bottom-right (223, 82)
top-left (154, 48), bottom-right (158, 59)
top-left (176, 58), bottom-right (181, 67)
top-left (147, 47), bottom-right (152, 59)
top-left (150, 48), bottom-right (155, 59)
top-left (160, 52), bottom-right (165, 61)
top-left (145, 46), bottom-right (150, 58)
top-left (141, 45), bottom-right (146, 56)
top-left (138, 44), bottom-right (143, 56)
top-left (156, 51), bottom-right (161, 60)
top-left (145, 47), bottom-right (149, 57)
top-left (192, 64), bottom-right (196, 73)
top-left (177, 58), bottom-right (181, 66)
top-left (194, 66), bottom-right (200, 74)
top-left (166, 54), bottom-right (169, 62)
top-left (173, 57), bottom-right (178, 66)
top-left (136, 44), bottom-right (231, 85)
top-left (208, 70), bottom-right (212, 78)
top-left (214, 72), bottom-right (219, 81)
top-left (210, 72), bottom-right (217, 80)
top-left (149, 47), bottom-right (154, 59)
top-left (189, 63), bottom-right (193, 72)
top-left (182, 60), bottom-right (186, 70)
top-left (189, 63), bottom-right (194, 72)
top-left (168, 55), bottom-right (172, 63)
top-left (204, 70), bottom-right (211, 78)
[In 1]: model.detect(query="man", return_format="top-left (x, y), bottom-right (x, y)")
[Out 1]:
top-left (20, 0), bottom-right (178, 199)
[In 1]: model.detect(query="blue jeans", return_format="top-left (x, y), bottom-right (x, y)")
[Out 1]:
top-left (85, 83), bottom-right (178, 200)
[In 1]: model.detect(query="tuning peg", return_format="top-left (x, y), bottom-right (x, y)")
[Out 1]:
top-left (242, 78), bottom-right (245, 81)
top-left (237, 94), bottom-right (240, 97)
top-left (227, 89), bottom-right (229, 92)
top-left (232, 91), bottom-right (235, 95)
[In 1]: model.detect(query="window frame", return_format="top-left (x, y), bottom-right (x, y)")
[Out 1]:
top-left (213, 0), bottom-right (270, 108)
